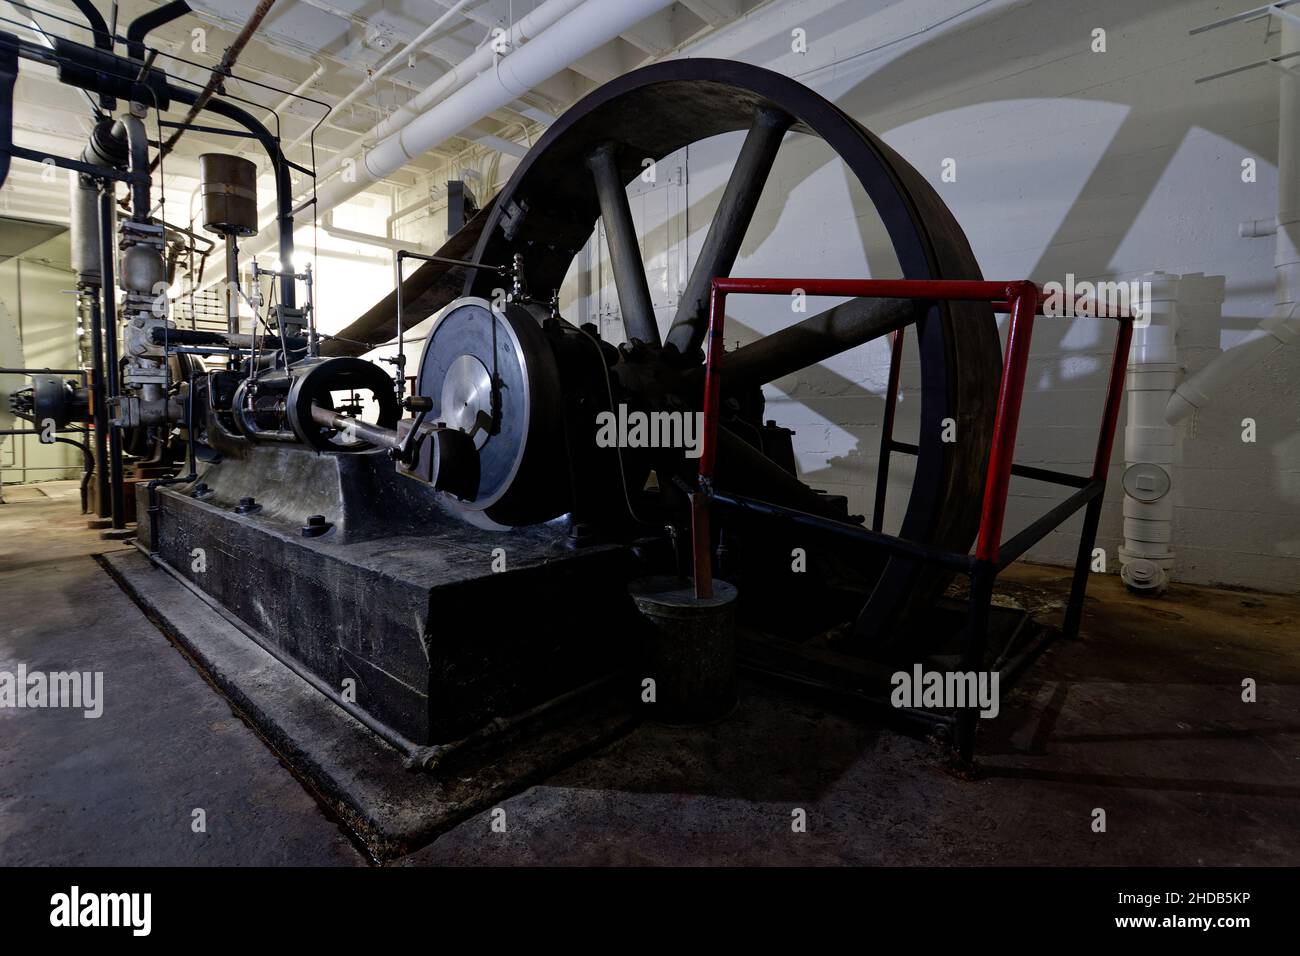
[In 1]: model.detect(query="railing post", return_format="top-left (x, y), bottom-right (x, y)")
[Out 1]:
top-left (974, 281), bottom-right (1039, 564)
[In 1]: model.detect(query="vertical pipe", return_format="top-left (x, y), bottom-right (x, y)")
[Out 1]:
top-left (395, 252), bottom-right (406, 405)
top-left (98, 183), bottom-right (125, 529)
top-left (974, 283), bottom-right (1037, 564)
top-left (587, 143), bottom-right (660, 346)
top-left (86, 289), bottom-right (110, 517)
top-left (224, 236), bottom-right (239, 367)
top-left (697, 285), bottom-right (727, 481)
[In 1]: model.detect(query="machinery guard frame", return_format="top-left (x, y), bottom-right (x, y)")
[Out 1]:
top-left (692, 277), bottom-right (1135, 765)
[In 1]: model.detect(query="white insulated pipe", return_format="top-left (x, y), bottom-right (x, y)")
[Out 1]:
top-left (1166, 19), bottom-right (1300, 425)
top-left (1119, 272), bottom-right (1180, 593)
top-left (279, 0), bottom-right (476, 158)
top-left (219, 0), bottom-right (649, 278)
top-left (360, 0), bottom-right (677, 197)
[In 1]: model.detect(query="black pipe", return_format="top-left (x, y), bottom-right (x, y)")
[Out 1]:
top-left (113, 114), bottom-right (150, 219)
top-left (147, 327), bottom-right (306, 350)
top-left (70, 0), bottom-right (111, 50)
top-left (16, 31), bottom-right (296, 303)
top-left (126, 1), bottom-right (191, 61)
top-left (98, 183), bottom-right (125, 529)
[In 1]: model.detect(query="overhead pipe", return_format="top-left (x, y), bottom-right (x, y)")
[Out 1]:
top-left (279, 0), bottom-right (583, 162)
top-left (70, 0), bottom-right (111, 49)
top-left (113, 112), bottom-right (150, 218)
top-left (316, 0), bottom-right (474, 139)
top-left (125, 0), bottom-right (191, 61)
top-left (1167, 17), bottom-right (1300, 424)
top-left (358, 0), bottom-right (675, 197)
top-left (152, 0), bottom-right (277, 168)
top-left (216, 0), bottom-right (602, 277)
top-left (321, 209), bottom-right (421, 252)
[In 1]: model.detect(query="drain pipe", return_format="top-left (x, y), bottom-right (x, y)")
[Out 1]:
top-left (1119, 273), bottom-right (1179, 593)
top-left (1167, 19), bottom-right (1300, 425)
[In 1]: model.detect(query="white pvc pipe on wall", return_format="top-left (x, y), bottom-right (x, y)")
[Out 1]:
top-left (1119, 272), bottom-right (1180, 593)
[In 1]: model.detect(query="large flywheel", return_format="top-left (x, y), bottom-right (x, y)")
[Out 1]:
top-left (414, 59), bottom-right (1001, 644)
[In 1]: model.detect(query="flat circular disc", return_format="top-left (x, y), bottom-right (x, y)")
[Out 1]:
top-left (440, 353), bottom-right (492, 449)
top-left (416, 297), bottom-right (565, 522)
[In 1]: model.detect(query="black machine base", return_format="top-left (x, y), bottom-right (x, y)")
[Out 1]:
top-left (136, 445), bottom-right (637, 746)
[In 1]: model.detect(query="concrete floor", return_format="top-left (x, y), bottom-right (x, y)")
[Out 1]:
top-left (2, 482), bottom-right (1297, 866)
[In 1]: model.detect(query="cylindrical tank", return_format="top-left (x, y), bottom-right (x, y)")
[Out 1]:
top-left (71, 120), bottom-right (127, 285)
top-left (69, 174), bottom-right (101, 284)
top-left (199, 153), bottom-right (258, 236)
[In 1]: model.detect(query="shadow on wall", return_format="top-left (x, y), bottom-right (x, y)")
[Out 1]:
top-left (623, 0), bottom-right (1297, 590)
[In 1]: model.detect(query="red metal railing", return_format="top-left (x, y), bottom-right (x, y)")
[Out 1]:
top-left (692, 277), bottom-right (1135, 600)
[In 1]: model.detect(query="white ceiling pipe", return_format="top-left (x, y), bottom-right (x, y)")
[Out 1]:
top-left (1167, 17), bottom-right (1300, 424)
top-left (225, 0), bottom-right (669, 275)
top-left (359, 0), bottom-right (675, 202)
top-left (213, 0), bottom-right (591, 280)
top-left (279, 0), bottom-right (584, 180)
top-left (280, 0), bottom-right (475, 158)
top-left (360, 0), bottom-right (586, 149)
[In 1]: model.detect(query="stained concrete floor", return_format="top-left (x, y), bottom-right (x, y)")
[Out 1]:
top-left (2, 482), bottom-right (1297, 866)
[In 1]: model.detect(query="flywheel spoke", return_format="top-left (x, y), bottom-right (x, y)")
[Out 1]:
top-left (666, 106), bottom-right (792, 355)
top-left (587, 142), bottom-right (661, 346)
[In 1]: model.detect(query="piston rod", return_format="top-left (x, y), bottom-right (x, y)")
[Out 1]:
top-left (308, 404), bottom-right (403, 451)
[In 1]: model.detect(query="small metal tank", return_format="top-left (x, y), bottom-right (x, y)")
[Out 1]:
top-left (199, 153), bottom-right (258, 236)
